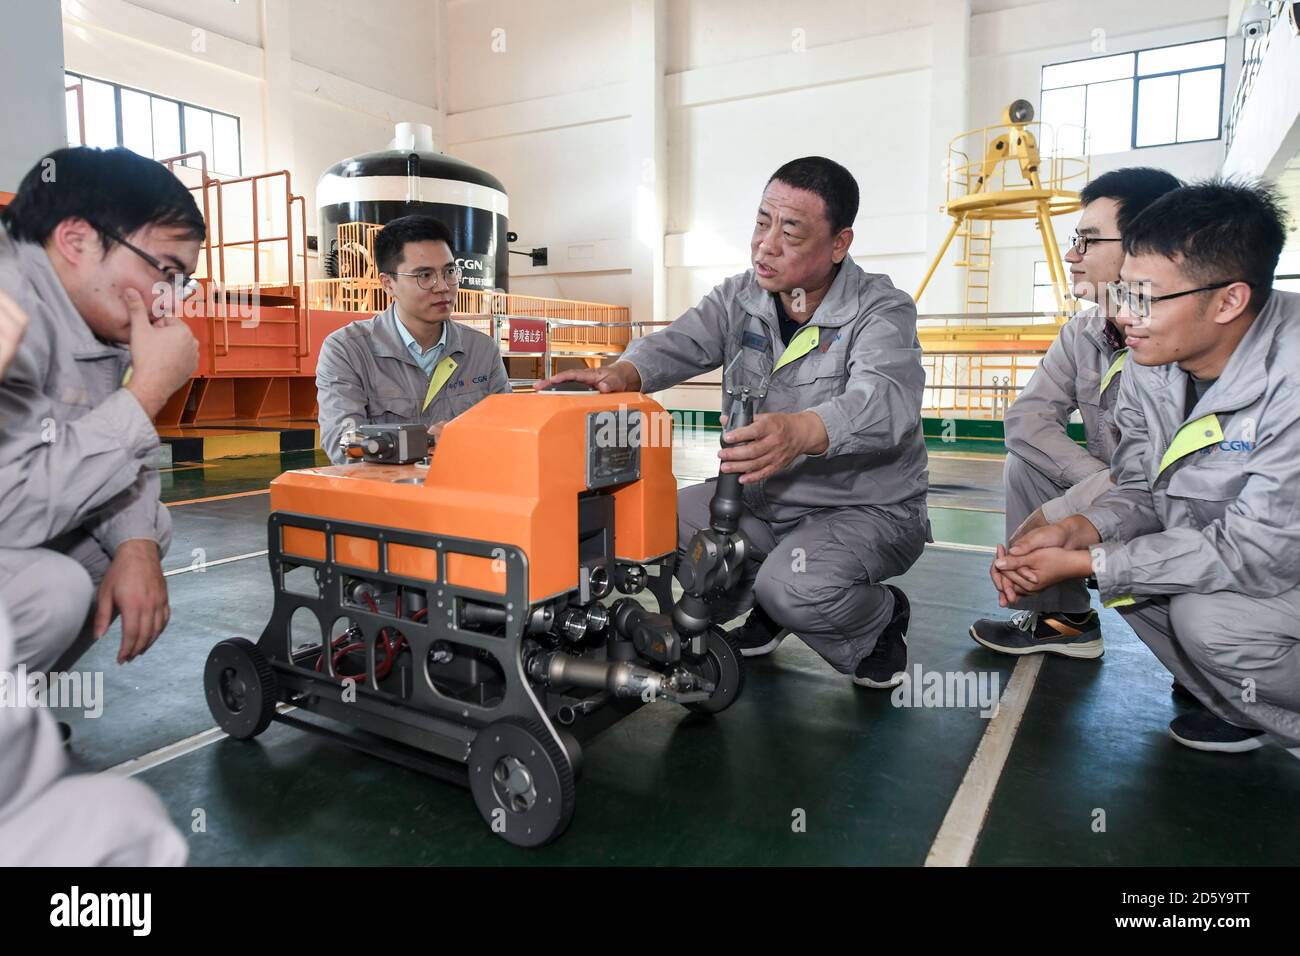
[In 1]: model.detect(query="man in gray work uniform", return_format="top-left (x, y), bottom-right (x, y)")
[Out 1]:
top-left (970, 167), bottom-right (1181, 659)
top-left (995, 181), bottom-right (1300, 756)
top-left (0, 147), bottom-right (195, 864)
top-left (540, 157), bottom-right (928, 690)
top-left (317, 215), bottom-right (509, 464)
top-left (0, 147), bottom-right (201, 681)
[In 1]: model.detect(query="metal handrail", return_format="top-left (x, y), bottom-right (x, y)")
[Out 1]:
top-left (156, 154), bottom-right (311, 372)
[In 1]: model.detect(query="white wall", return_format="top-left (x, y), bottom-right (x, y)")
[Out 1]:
top-left (124, 0), bottom-right (265, 46)
top-left (666, 67), bottom-right (936, 315)
top-left (971, 0), bottom-right (1234, 314)
top-left (445, 0), bottom-right (1242, 336)
top-left (0, 1), bottom-right (68, 191)
top-left (446, 0), bottom-right (631, 111)
top-left (443, 0), bottom-right (945, 320)
top-left (57, 0), bottom-right (444, 282)
top-left (664, 0), bottom-right (935, 72)
top-left (34, 0), bottom-right (1264, 326)
top-left (443, 0), bottom-right (635, 303)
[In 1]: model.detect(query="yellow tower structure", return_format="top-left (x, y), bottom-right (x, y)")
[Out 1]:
top-left (915, 99), bottom-right (1090, 316)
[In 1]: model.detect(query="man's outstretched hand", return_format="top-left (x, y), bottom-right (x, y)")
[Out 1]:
top-left (535, 362), bottom-right (642, 393)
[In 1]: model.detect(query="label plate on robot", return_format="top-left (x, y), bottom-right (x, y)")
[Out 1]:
top-left (585, 409), bottom-right (642, 489)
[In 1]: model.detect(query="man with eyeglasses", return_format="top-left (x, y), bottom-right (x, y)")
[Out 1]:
top-left (970, 168), bottom-right (1181, 660)
top-left (994, 180), bottom-right (1300, 757)
top-left (0, 147), bottom-right (200, 686)
top-left (316, 214), bottom-right (509, 464)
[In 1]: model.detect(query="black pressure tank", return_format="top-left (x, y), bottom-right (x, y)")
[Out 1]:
top-left (316, 122), bottom-right (509, 291)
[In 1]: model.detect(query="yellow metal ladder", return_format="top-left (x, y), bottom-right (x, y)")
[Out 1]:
top-left (955, 217), bottom-right (993, 315)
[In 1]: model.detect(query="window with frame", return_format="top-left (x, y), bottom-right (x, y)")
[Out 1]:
top-left (1039, 38), bottom-right (1225, 156)
top-left (64, 71), bottom-right (242, 177)
top-left (1032, 261), bottom-right (1059, 313)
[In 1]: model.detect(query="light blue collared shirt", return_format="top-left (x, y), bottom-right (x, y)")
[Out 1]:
top-left (394, 314), bottom-right (448, 377)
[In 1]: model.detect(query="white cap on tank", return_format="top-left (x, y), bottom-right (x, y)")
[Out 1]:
top-left (391, 122), bottom-right (436, 152)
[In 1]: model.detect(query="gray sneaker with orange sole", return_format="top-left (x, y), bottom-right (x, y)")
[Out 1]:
top-left (969, 609), bottom-right (1103, 659)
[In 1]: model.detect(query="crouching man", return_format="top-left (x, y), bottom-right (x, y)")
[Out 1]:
top-left (970, 167), bottom-right (1181, 658)
top-left (0, 146), bottom-right (200, 683)
top-left (993, 180), bottom-right (1300, 755)
top-left (540, 157), bottom-right (929, 690)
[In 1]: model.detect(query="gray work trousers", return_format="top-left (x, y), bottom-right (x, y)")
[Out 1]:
top-left (0, 596), bottom-right (187, 866)
top-left (0, 531), bottom-right (110, 674)
top-left (1120, 588), bottom-right (1300, 748)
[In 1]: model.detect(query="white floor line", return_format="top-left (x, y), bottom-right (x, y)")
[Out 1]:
top-left (103, 705), bottom-right (296, 778)
top-left (163, 549), bottom-right (268, 577)
top-left (925, 654), bottom-right (1044, 867)
top-left (104, 725), bottom-right (229, 777)
top-left (927, 540), bottom-right (997, 554)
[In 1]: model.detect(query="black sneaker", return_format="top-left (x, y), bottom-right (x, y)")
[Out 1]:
top-left (732, 605), bottom-right (790, 658)
top-left (853, 586), bottom-right (910, 689)
top-left (1169, 711), bottom-right (1265, 753)
top-left (969, 609), bottom-right (1103, 659)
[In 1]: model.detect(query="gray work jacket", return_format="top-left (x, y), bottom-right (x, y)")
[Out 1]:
top-left (316, 305), bottom-right (510, 464)
top-left (1082, 290), bottom-right (1300, 602)
top-left (621, 255), bottom-right (928, 520)
top-left (1003, 305), bottom-right (1127, 489)
top-left (0, 227), bottom-right (170, 555)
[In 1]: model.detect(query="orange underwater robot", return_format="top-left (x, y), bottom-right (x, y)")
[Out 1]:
top-left (203, 388), bottom-right (753, 846)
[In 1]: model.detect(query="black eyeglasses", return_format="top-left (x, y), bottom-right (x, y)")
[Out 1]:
top-left (1068, 233), bottom-right (1123, 256)
top-left (387, 265), bottom-right (463, 290)
top-left (101, 228), bottom-right (200, 300)
top-left (1107, 279), bottom-right (1252, 319)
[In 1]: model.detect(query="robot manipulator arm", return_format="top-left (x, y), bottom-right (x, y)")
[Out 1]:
top-left (669, 382), bottom-right (759, 637)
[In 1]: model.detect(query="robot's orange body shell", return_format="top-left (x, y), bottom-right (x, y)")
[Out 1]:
top-left (269, 391), bottom-right (679, 604)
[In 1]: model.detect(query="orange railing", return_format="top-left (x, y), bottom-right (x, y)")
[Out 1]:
top-left (157, 152), bottom-right (312, 373)
top-left (303, 221), bottom-right (632, 378)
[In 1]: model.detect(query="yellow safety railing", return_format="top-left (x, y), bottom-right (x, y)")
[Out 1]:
top-left (922, 350), bottom-right (1045, 419)
top-left (634, 310), bottom-right (1062, 421)
top-left (944, 122), bottom-right (1090, 216)
top-left (917, 310), bottom-right (1061, 418)
top-left (303, 221), bottom-right (632, 361)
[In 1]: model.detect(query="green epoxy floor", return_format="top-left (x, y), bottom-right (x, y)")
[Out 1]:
top-left (130, 549), bottom-right (1017, 866)
top-left (52, 432), bottom-right (1300, 865)
top-left (159, 449), bottom-right (329, 504)
top-left (972, 619), bottom-right (1300, 866)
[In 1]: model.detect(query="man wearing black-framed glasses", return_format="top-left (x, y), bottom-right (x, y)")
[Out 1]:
top-left (0, 147), bottom-right (202, 675)
top-left (971, 167), bottom-right (1181, 660)
top-left (995, 179), bottom-right (1300, 758)
top-left (0, 146), bottom-right (200, 865)
top-left (316, 214), bottom-right (509, 464)
top-left (98, 226), bottom-right (202, 304)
